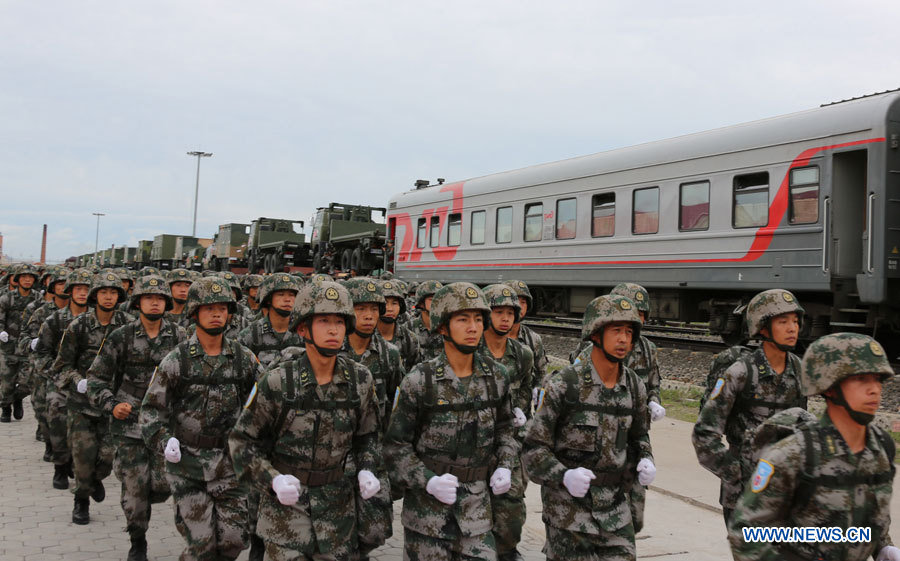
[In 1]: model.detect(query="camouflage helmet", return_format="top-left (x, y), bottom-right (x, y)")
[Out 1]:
top-left (185, 277), bottom-right (237, 318)
top-left (258, 273), bottom-right (299, 307)
top-left (218, 271), bottom-right (242, 300)
top-left (130, 274), bottom-right (173, 311)
top-left (89, 271), bottom-right (126, 304)
top-left (581, 294), bottom-right (642, 341)
top-left (610, 283), bottom-right (650, 314)
top-left (242, 274), bottom-right (264, 291)
top-left (407, 281), bottom-right (419, 296)
top-left (505, 280), bottom-right (533, 310)
top-left (345, 278), bottom-right (386, 315)
top-left (47, 269), bottom-right (70, 296)
top-left (189, 270), bottom-right (203, 282)
top-left (289, 281), bottom-right (355, 333)
top-left (115, 268), bottom-right (133, 286)
top-left (379, 279), bottom-right (407, 315)
top-left (309, 273), bottom-right (334, 286)
top-left (379, 271), bottom-right (394, 280)
top-left (415, 280), bottom-right (444, 310)
top-left (167, 268), bottom-right (193, 285)
top-left (800, 333), bottom-right (894, 396)
top-left (65, 268), bottom-right (95, 294)
top-left (429, 282), bottom-right (490, 334)
top-left (13, 263), bottom-right (39, 283)
top-left (747, 289), bottom-right (804, 339)
top-left (139, 266), bottom-right (161, 277)
top-left (482, 283), bottom-right (522, 324)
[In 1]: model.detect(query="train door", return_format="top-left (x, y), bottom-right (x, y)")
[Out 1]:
top-left (829, 149), bottom-right (868, 278)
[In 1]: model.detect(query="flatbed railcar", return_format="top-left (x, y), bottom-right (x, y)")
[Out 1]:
top-left (386, 89), bottom-right (900, 354)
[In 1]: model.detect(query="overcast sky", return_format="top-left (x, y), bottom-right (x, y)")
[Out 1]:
top-left (1, 1), bottom-right (897, 262)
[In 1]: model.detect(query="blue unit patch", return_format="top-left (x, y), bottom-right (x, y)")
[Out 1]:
top-left (243, 383), bottom-right (258, 409)
top-left (392, 388), bottom-right (400, 412)
top-left (709, 378), bottom-right (725, 400)
top-left (751, 459), bottom-right (774, 493)
top-left (537, 388), bottom-right (546, 412)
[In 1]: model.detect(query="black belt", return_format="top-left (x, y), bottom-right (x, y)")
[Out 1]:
top-left (175, 429), bottom-right (227, 449)
top-left (422, 458), bottom-right (493, 483)
top-left (270, 458), bottom-right (345, 487)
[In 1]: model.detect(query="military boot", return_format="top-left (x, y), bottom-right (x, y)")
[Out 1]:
top-left (91, 479), bottom-right (105, 503)
top-left (12, 398), bottom-right (23, 420)
top-left (52, 464), bottom-right (69, 489)
top-left (0, 405), bottom-right (10, 422)
top-left (72, 497), bottom-right (90, 525)
top-left (43, 441), bottom-right (52, 462)
top-left (248, 534), bottom-right (265, 561)
top-left (127, 533), bottom-right (147, 561)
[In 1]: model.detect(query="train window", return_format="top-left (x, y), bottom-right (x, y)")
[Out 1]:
top-left (524, 203), bottom-right (543, 242)
top-left (471, 210), bottom-right (486, 245)
top-left (591, 193), bottom-right (615, 237)
top-left (556, 198), bottom-right (577, 239)
top-left (448, 213), bottom-right (461, 247)
top-left (430, 216), bottom-right (441, 248)
top-left (632, 187), bottom-right (659, 234)
top-left (679, 181), bottom-right (710, 231)
top-left (417, 218), bottom-right (426, 249)
top-left (789, 166), bottom-right (819, 224)
top-left (733, 172), bottom-right (769, 228)
top-left (496, 206), bottom-right (513, 243)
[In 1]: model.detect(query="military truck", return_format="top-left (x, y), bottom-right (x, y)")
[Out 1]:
top-left (175, 236), bottom-right (212, 269)
top-left (208, 223), bottom-right (250, 271)
top-left (310, 203), bottom-right (387, 275)
top-left (133, 240), bottom-right (153, 269)
top-left (245, 218), bottom-right (310, 274)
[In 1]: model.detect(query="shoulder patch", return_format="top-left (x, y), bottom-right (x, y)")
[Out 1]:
top-left (751, 459), bottom-right (774, 493)
top-left (709, 378), bottom-right (725, 400)
top-left (537, 388), bottom-right (546, 411)
top-left (243, 383), bottom-right (258, 409)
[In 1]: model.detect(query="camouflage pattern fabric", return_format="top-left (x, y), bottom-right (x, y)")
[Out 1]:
top-left (571, 335), bottom-right (661, 405)
top-left (237, 316), bottom-right (303, 370)
top-left (745, 289), bottom-right (804, 338)
top-left (381, 320), bottom-right (420, 372)
top-left (403, 527), bottom-right (497, 561)
top-left (35, 304), bottom-right (81, 466)
top-left (799, 332), bottom-right (894, 395)
top-left (21, 299), bottom-right (63, 439)
top-left (66, 409), bottom-right (114, 499)
top-left (408, 314), bottom-right (443, 363)
top-left (543, 523), bottom-right (635, 561)
top-left (609, 283), bottom-right (650, 314)
top-left (167, 469), bottom-right (249, 560)
top-left (0, 282), bottom-right (41, 406)
top-left (514, 324), bottom-right (548, 394)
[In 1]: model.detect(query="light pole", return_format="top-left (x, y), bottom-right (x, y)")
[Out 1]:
top-left (187, 151), bottom-right (213, 236)
top-left (92, 212), bottom-right (105, 265)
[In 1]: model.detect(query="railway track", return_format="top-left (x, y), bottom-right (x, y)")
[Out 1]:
top-left (523, 318), bottom-right (729, 354)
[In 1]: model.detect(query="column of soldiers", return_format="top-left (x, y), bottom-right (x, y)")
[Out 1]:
top-left (1, 260), bottom-right (896, 561)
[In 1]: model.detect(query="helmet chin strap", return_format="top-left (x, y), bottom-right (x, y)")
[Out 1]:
top-left (442, 334), bottom-right (478, 355)
top-left (761, 334), bottom-right (795, 353)
top-left (591, 340), bottom-right (623, 363)
top-left (97, 304), bottom-right (117, 313)
top-left (271, 307), bottom-right (291, 318)
top-left (380, 316), bottom-right (397, 324)
top-left (490, 324), bottom-right (511, 337)
top-left (173, 297), bottom-right (187, 305)
top-left (198, 324), bottom-right (226, 336)
top-left (353, 327), bottom-right (374, 338)
top-left (141, 312), bottom-right (164, 321)
top-left (304, 319), bottom-right (341, 357)
top-left (829, 387), bottom-right (875, 425)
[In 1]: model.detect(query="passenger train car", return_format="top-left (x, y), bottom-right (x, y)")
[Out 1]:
top-left (386, 89), bottom-right (900, 352)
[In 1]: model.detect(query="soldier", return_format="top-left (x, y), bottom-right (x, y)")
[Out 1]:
top-left (220, 271), bottom-right (251, 318)
top-left (166, 268), bottom-right (194, 327)
top-left (504, 280), bottom-right (548, 395)
top-left (0, 263), bottom-right (42, 422)
top-left (385, 282), bottom-right (519, 561)
top-left (243, 274), bottom-right (265, 319)
top-left (53, 271), bottom-right (131, 524)
top-left (407, 280), bottom-right (444, 362)
top-left (228, 281), bottom-right (384, 561)
top-left (375, 279), bottom-right (419, 371)
top-left (692, 288), bottom-right (807, 524)
top-left (238, 273), bottom-right (302, 369)
top-left (116, 268), bottom-right (135, 301)
top-left (86, 275), bottom-right (187, 561)
top-left (523, 294), bottom-right (654, 561)
top-left (728, 333), bottom-right (899, 561)
top-left (480, 284), bottom-right (534, 561)
top-left (140, 276), bottom-right (260, 561)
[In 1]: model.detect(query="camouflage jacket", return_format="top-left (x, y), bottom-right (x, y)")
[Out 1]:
top-left (228, 354), bottom-right (381, 554)
top-left (86, 317), bottom-right (187, 439)
top-left (513, 323), bottom-right (548, 392)
top-left (34, 304), bottom-right (81, 374)
top-left (19, 300), bottom-right (62, 366)
top-left (341, 331), bottom-right (404, 430)
top-left (572, 335), bottom-right (661, 405)
top-left (237, 316), bottom-right (303, 370)
top-left (692, 347), bottom-right (806, 508)
top-left (380, 321), bottom-right (420, 372)
top-left (480, 337), bottom-right (534, 418)
top-left (522, 359), bottom-right (652, 535)
top-left (408, 315), bottom-right (443, 363)
top-left (384, 351), bottom-right (519, 539)
top-left (186, 313), bottom-right (248, 342)
top-left (164, 309), bottom-right (192, 329)
top-left (728, 414), bottom-right (894, 560)
top-left (0, 287), bottom-right (41, 355)
top-left (140, 333), bottom-right (260, 481)
top-left (52, 307), bottom-right (133, 415)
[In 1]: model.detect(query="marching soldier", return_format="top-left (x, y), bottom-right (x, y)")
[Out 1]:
top-left (0, 263), bottom-right (42, 422)
top-left (140, 276), bottom-right (260, 561)
top-left (229, 281), bottom-right (383, 561)
top-left (376, 279), bottom-right (419, 371)
top-left (238, 273), bottom-right (301, 369)
top-left (165, 268), bottom-right (194, 328)
top-left (504, 280), bottom-right (548, 395)
top-left (242, 274), bottom-right (265, 319)
top-left (692, 289), bottom-right (807, 524)
top-left (86, 275), bottom-right (187, 561)
top-left (407, 280), bottom-right (444, 362)
top-left (523, 295), bottom-right (655, 561)
top-left (385, 282), bottom-right (519, 560)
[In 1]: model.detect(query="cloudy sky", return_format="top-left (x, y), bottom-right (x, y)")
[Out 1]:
top-left (1, 1), bottom-right (897, 262)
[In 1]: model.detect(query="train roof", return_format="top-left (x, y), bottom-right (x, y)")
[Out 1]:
top-left (390, 89), bottom-right (900, 207)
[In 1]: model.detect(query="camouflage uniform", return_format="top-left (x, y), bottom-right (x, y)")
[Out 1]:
top-left (86, 275), bottom-right (187, 545)
top-left (378, 280), bottom-right (420, 371)
top-left (505, 281), bottom-right (548, 393)
top-left (728, 333), bottom-right (896, 561)
top-left (238, 317), bottom-right (303, 370)
top-left (22, 296), bottom-right (64, 442)
top-left (140, 276), bottom-right (260, 561)
top-left (220, 272), bottom-right (252, 320)
top-left (165, 268), bottom-right (195, 328)
top-left (242, 274), bottom-right (265, 321)
top-left (408, 280), bottom-right (444, 363)
top-left (522, 295), bottom-right (653, 561)
top-left (0, 264), bottom-right (41, 416)
top-left (384, 282), bottom-right (520, 561)
top-left (692, 289), bottom-right (806, 520)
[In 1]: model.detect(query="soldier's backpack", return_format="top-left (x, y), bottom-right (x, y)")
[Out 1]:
top-left (741, 407), bottom-right (896, 508)
top-left (699, 345), bottom-right (752, 409)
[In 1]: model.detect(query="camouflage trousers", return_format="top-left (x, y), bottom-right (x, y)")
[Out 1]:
top-left (492, 461), bottom-right (527, 556)
top-left (67, 408), bottom-right (114, 499)
top-left (357, 469), bottom-right (393, 556)
top-left (165, 471), bottom-right (249, 561)
top-left (30, 371), bottom-right (51, 441)
top-left (543, 523), bottom-right (635, 561)
top-left (46, 385), bottom-right (70, 465)
top-left (263, 541), bottom-right (352, 561)
top-left (113, 436), bottom-right (171, 536)
top-left (0, 353), bottom-right (31, 407)
top-left (629, 480), bottom-right (646, 534)
top-left (403, 527), bottom-right (496, 561)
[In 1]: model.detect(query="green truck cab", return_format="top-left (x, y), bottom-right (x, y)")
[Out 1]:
top-left (310, 203), bottom-right (387, 275)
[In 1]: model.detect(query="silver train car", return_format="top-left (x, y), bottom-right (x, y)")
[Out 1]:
top-left (386, 89), bottom-right (900, 352)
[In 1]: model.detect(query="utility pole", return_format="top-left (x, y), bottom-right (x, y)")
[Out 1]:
top-left (92, 212), bottom-right (105, 266)
top-left (187, 151), bottom-right (213, 236)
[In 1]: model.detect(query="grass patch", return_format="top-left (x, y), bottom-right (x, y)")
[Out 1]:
top-left (660, 386), bottom-right (704, 424)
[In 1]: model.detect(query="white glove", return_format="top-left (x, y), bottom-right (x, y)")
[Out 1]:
top-left (30, 338), bottom-right (39, 351)
top-left (76, 379), bottom-right (88, 394)
top-left (637, 458), bottom-right (657, 486)
top-left (878, 546), bottom-right (900, 561)
top-left (512, 407), bottom-right (527, 427)
top-left (164, 437), bottom-right (181, 463)
top-left (272, 474), bottom-right (302, 505)
top-left (490, 467), bottom-right (512, 495)
top-left (426, 473), bottom-right (459, 505)
top-left (649, 401), bottom-right (666, 422)
top-left (563, 467), bottom-right (595, 498)
top-left (0, 331), bottom-right (8, 343)
top-left (357, 470), bottom-right (380, 500)
top-left (531, 387), bottom-right (540, 409)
